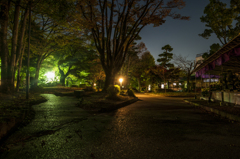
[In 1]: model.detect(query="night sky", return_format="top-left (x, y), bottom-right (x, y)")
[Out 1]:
top-left (139, 0), bottom-right (231, 62)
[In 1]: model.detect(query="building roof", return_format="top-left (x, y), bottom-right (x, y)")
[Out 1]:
top-left (193, 34), bottom-right (240, 75)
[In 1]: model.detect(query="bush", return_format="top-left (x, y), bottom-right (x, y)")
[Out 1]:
top-left (201, 88), bottom-right (209, 97)
top-left (71, 84), bottom-right (78, 87)
top-left (127, 89), bottom-right (136, 97)
top-left (107, 85), bottom-right (120, 98)
top-left (30, 85), bottom-right (44, 92)
top-left (120, 90), bottom-right (127, 95)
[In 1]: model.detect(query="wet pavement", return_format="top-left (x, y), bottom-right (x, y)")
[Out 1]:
top-left (1, 93), bottom-right (240, 159)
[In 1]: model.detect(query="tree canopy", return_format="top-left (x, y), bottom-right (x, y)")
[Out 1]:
top-left (199, 0), bottom-right (238, 45)
top-left (77, 0), bottom-right (189, 91)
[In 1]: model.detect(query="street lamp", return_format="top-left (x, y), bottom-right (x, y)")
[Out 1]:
top-left (119, 78), bottom-right (123, 89)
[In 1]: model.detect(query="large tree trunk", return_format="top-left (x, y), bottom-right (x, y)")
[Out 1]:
top-left (9, 0), bottom-right (21, 92)
top-left (103, 71), bottom-right (117, 91)
top-left (0, 1), bottom-right (10, 93)
top-left (16, 44), bottom-right (26, 92)
top-left (33, 59), bottom-right (42, 88)
top-left (137, 77), bottom-right (141, 92)
top-left (60, 75), bottom-right (66, 86)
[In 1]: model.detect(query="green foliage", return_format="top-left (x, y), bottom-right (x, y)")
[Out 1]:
top-left (202, 43), bottom-right (222, 60)
top-left (199, 0), bottom-right (238, 44)
top-left (107, 85), bottom-right (120, 98)
top-left (150, 92), bottom-right (199, 97)
top-left (130, 51), bottom-right (156, 91)
top-left (201, 88), bottom-right (210, 97)
top-left (157, 44), bottom-right (174, 68)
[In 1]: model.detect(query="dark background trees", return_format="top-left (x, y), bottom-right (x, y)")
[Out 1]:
top-left (0, 0), bottom-right (190, 94)
top-left (77, 0), bottom-right (189, 91)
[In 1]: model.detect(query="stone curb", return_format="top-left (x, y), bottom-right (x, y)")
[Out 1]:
top-left (0, 98), bottom-right (47, 143)
top-left (184, 99), bottom-right (240, 122)
top-left (98, 97), bottom-right (139, 113)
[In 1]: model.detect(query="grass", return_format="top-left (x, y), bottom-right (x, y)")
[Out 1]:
top-left (147, 92), bottom-right (200, 97)
top-left (0, 93), bottom-right (47, 123)
top-left (76, 92), bottom-right (135, 111)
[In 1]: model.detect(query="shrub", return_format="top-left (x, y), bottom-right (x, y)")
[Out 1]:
top-left (127, 88), bottom-right (136, 97)
top-left (201, 88), bottom-right (209, 97)
top-left (71, 84), bottom-right (78, 87)
top-left (30, 85), bottom-right (44, 92)
top-left (120, 90), bottom-right (126, 95)
top-left (107, 85), bottom-right (120, 98)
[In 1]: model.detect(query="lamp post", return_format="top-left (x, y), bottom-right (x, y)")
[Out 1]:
top-left (119, 78), bottom-right (123, 90)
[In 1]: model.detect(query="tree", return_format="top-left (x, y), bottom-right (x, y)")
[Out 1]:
top-left (0, 0), bottom-right (30, 93)
top-left (131, 51), bottom-right (155, 92)
top-left (173, 55), bottom-right (199, 92)
top-left (77, 0), bottom-right (189, 91)
top-left (202, 43), bottom-right (221, 60)
top-left (55, 41), bottom-right (96, 86)
top-left (157, 44), bottom-right (174, 92)
top-left (231, 0), bottom-right (240, 33)
top-left (87, 58), bottom-right (105, 90)
top-left (121, 42), bottom-right (147, 87)
top-left (157, 44), bottom-right (174, 68)
top-left (199, 0), bottom-right (237, 45)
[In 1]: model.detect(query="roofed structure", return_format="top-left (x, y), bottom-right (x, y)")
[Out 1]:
top-left (193, 34), bottom-right (240, 77)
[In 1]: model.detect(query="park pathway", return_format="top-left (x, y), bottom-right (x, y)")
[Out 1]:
top-left (1, 93), bottom-right (240, 159)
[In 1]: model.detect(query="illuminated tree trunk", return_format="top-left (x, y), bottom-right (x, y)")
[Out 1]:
top-left (33, 58), bottom-right (42, 88)
top-left (16, 44), bottom-right (26, 92)
top-left (16, 8), bottom-right (29, 92)
top-left (1, 1), bottom-right (29, 93)
top-left (0, 1), bottom-right (11, 93)
top-left (58, 65), bottom-right (72, 86)
top-left (8, 0), bottom-right (21, 92)
top-left (103, 69), bottom-right (117, 91)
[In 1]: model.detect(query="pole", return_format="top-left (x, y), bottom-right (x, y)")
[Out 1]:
top-left (26, 1), bottom-right (31, 99)
top-left (208, 73), bottom-right (211, 103)
top-left (195, 74), bottom-right (197, 99)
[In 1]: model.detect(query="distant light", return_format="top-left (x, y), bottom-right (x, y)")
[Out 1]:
top-left (161, 84), bottom-right (164, 89)
top-left (94, 83), bottom-right (96, 86)
top-left (173, 83), bottom-right (176, 86)
top-left (45, 72), bottom-right (55, 81)
top-left (179, 83), bottom-right (182, 85)
top-left (148, 85), bottom-right (151, 91)
top-left (119, 78), bottom-right (123, 83)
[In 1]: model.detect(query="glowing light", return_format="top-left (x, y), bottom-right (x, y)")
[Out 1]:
top-left (173, 83), bottom-right (176, 86)
top-left (148, 85), bottom-right (151, 91)
top-left (161, 84), bottom-right (164, 89)
top-left (45, 72), bottom-right (55, 81)
top-left (119, 78), bottom-right (123, 83)
top-left (94, 83), bottom-right (96, 86)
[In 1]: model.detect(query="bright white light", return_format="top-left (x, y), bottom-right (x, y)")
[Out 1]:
top-left (161, 84), bottom-right (164, 89)
top-left (94, 83), bottom-right (96, 86)
top-left (179, 83), bottom-right (182, 85)
top-left (45, 72), bottom-right (55, 81)
top-left (173, 83), bottom-right (176, 86)
top-left (148, 85), bottom-right (151, 91)
top-left (119, 78), bottom-right (123, 83)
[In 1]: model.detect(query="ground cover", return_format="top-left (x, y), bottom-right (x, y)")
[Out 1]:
top-left (147, 92), bottom-right (200, 97)
top-left (186, 99), bottom-right (240, 116)
top-left (0, 93), bottom-right (47, 123)
top-left (76, 91), bottom-right (136, 112)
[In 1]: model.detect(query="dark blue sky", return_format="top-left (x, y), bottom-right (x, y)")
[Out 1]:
top-left (139, 0), bottom-right (231, 62)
